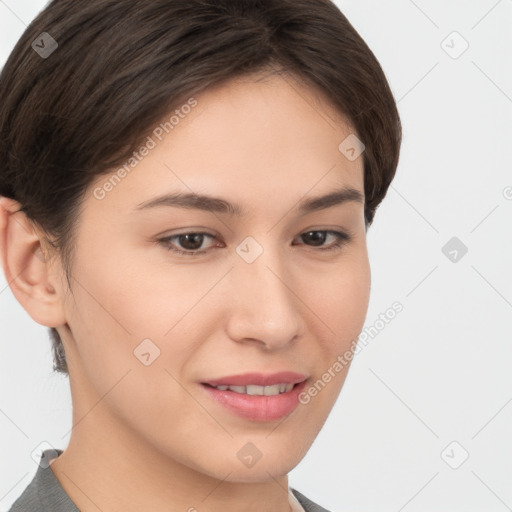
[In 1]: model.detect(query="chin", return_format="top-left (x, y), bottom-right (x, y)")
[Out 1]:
top-left (213, 461), bottom-right (295, 483)
top-left (187, 450), bottom-right (303, 483)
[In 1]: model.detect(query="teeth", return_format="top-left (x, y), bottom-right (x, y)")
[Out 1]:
top-left (212, 383), bottom-right (295, 395)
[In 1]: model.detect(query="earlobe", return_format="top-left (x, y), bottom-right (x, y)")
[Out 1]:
top-left (0, 196), bottom-right (67, 328)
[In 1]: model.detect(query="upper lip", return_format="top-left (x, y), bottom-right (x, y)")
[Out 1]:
top-left (202, 372), bottom-right (308, 387)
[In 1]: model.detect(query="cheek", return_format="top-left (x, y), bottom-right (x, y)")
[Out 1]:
top-left (64, 260), bottom-right (204, 445)
top-left (301, 253), bottom-right (371, 348)
top-left (74, 246), bottom-right (215, 341)
top-left (64, 247), bottom-right (218, 399)
top-left (297, 252), bottom-right (370, 403)
top-left (291, 264), bottom-right (370, 442)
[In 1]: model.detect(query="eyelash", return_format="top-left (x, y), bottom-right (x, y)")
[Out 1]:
top-left (157, 230), bottom-right (351, 257)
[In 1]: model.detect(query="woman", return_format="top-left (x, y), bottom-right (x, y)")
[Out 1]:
top-left (0, 0), bottom-right (401, 510)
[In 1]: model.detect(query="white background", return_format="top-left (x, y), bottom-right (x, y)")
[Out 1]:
top-left (1, 1), bottom-right (511, 511)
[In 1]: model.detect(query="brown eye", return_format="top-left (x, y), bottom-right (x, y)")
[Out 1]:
top-left (296, 230), bottom-right (351, 251)
top-left (159, 232), bottom-right (217, 256)
top-left (175, 233), bottom-right (206, 251)
top-left (301, 231), bottom-right (328, 246)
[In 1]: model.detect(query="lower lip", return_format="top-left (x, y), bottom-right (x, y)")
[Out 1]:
top-left (201, 380), bottom-right (308, 422)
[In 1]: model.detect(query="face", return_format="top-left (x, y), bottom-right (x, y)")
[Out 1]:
top-left (55, 72), bottom-right (371, 482)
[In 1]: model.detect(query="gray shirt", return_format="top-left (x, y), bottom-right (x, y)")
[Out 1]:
top-left (8, 449), bottom-right (330, 512)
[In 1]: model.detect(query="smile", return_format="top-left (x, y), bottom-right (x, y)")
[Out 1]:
top-left (206, 383), bottom-right (295, 395)
top-left (200, 373), bottom-right (309, 422)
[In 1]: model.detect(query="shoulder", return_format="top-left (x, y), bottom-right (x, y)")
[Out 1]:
top-left (7, 473), bottom-right (41, 512)
top-left (7, 449), bottom-right (79, 512)
top-left (291, 488), bottom-right (332, 512)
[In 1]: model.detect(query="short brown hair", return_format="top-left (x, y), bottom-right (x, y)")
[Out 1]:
top-left (0, 0), bottom-right (401, 375)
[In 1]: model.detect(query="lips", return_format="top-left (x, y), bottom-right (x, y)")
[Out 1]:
top-left (207, 383), bottom-right (295, 395)
top-left (200, 372), bottom-right (309, 422)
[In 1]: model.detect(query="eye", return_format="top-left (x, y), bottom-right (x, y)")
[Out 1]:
top-left (158, 232), bottom-right (218, 256)
top-left (294, 230), bottom-right (351, 252)
top-left (157, 229), bottom-right (351, 257)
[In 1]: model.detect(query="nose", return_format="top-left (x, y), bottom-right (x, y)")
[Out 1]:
top-left (225, 244), bottom-right (302, 350)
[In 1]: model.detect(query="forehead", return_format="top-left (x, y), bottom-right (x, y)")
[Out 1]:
top-left (87, 72), bottom-right (364, 217)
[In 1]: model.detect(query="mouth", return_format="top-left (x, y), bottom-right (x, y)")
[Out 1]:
top-left (203, 382), bottom-right (296, 395)
top-left (200, 372), bottom-right (309, 422)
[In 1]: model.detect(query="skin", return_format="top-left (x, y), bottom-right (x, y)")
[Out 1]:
top-left (0, 71), bottom-right (371, 512)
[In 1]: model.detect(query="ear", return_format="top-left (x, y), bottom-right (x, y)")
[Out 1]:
top-left (0, 196), bottom-right (67, 328)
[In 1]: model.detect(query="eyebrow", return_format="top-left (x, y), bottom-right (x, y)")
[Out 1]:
top-left (134, 186), bottom-right (364, 216)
